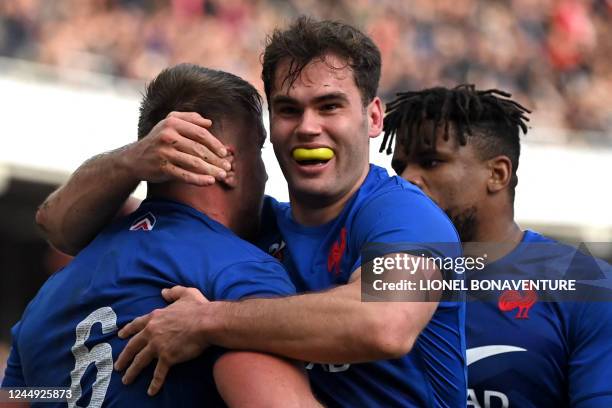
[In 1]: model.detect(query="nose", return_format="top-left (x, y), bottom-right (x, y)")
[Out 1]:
top-left (401, 165), bottom-right (424, 189)
top-left (295, 108), bottom-right (321, 138)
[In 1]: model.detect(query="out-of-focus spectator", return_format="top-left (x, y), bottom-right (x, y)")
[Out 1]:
top-left (0, 0), bottom-right (610, 139)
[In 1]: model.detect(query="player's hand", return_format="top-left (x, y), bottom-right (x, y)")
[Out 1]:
top-left (122, 111), bottom-right (232, 186)
top-left (114, 286), bottom-right (212, 396)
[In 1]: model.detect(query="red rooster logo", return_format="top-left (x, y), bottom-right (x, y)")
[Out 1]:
top-left (328, 227), bottom-right (347, 276)
top-left (498, 288), bottom-right (538, 319)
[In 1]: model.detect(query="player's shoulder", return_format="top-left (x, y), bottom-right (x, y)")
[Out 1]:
top-left (216, 235), bottom-right (284, 268)
top-left (518, 230), bottom-right (612, 316)
top-left (355, 164), bottom-right (443, 213)
top-left (505, 230), bottom-right (566, 266)
top-left (85, 199), bottom-right (208, 260)
top-left (93, 198), bottom-right (202, 241)
top-left (127, 198), bottom-right (212, 235)
top-left (121, 199), bottom-right (224, 243)
top-left (350, 164), bottom-right (457, 235)
top-left (264, 194), bottom-right (290, 222)
top-left (516, 230), bottom-right (609, 272)
top-left (521, 230), bottom-right (555, 244)
top-left (111, 199), bottom-right (278, 264)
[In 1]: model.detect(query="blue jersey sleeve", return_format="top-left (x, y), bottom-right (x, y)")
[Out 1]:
top-left (351, 187), bottom-right (461, 273)
top-left (1, 323), bottom-right (25, 387)
top-left (569, 301), bottom-right (612, 407)
top-left (211, 260), bottom-right (296, 301)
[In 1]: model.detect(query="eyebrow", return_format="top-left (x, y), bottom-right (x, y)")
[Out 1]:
top-left (271, 92), bottom-right (350, 107)
top-left (270, 95), bottom-right (296, 106)
top-left (312, 92), bottom-right (350, 104)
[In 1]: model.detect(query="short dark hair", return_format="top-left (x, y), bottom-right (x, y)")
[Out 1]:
top-left (138, 63), bottom-right (263, 141)
top-left (381, 84), bottom-right (531, 201)
top-left (261, 16), bottom-right (381, 106)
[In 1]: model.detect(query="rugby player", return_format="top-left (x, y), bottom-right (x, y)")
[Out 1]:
top-left (35, 18), bottom-right (467, 407)
top-left (2, 64), bottom-right (319, 407)
top-left (382, 84), bottom-right (612, 407)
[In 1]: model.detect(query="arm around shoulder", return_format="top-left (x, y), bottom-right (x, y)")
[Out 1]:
top-left (35, 145), bottom-right (139, 255)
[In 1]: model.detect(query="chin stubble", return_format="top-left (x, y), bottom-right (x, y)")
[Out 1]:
top-left (445, 206), bottom-right (478, 243)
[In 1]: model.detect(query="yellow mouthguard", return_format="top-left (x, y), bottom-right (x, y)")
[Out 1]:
top-left (292, 148), bottom-right (335, 162)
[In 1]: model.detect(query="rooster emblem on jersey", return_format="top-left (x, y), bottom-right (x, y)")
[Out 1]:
top-left (498, 288), bottom-right (538, 319)
top-left (328, 227), bottom-right (347, 276)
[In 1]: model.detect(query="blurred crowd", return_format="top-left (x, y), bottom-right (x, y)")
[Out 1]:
top-left (0, 0), bottom-right (611, 137)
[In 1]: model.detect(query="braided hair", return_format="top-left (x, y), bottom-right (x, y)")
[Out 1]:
top-left (381, 84), bottom-right (531, 199)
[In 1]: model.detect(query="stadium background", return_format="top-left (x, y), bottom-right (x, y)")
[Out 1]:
top-left (0, 0), bottom-right (610, 380)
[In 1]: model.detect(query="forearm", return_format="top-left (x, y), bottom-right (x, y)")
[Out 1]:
top-left (36, 145), bottom-right (138, 255)
top-left (200, 282), bottom-right (419, 363)
top-left (214, 352), bottom-right (321, 408)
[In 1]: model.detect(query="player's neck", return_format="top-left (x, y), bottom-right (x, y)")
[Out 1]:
top-left (464, 209), bottom-right (523, 262)
top-left (290, 198), bottom-right (347, 226)
top-left (289, 168), bottom-right (369, 227)
top-left (189, 193), bottom-right (254, 238)
top-left (153, 184), bottom-right (250, 237)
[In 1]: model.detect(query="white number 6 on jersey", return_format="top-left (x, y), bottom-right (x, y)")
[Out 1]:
top-left (68, 307), bottom-right (117, 408)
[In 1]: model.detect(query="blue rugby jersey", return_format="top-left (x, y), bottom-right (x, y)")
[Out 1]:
top-left (266, 165), bottom-right (466, 408)
top-left (466, 230), bottom-right (612, 408)
top-left (2, 198), bottom-right (295, 407)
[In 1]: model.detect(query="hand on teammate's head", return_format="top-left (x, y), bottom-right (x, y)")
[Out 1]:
top-left (126, 111), bottom-right (232, 186)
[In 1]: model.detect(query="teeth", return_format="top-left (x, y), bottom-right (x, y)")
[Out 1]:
top-left (292, 148), bottom-right (334, 162)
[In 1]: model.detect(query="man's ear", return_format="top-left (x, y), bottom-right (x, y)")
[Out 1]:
top-left (221, 171), bottom-right (238, 189)
top-left (487, 155), bottom-right (513, 194)
top-left (219, 151), bottom-right (237, 188)
top-left (367, 97), bottom-right (384, 139)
